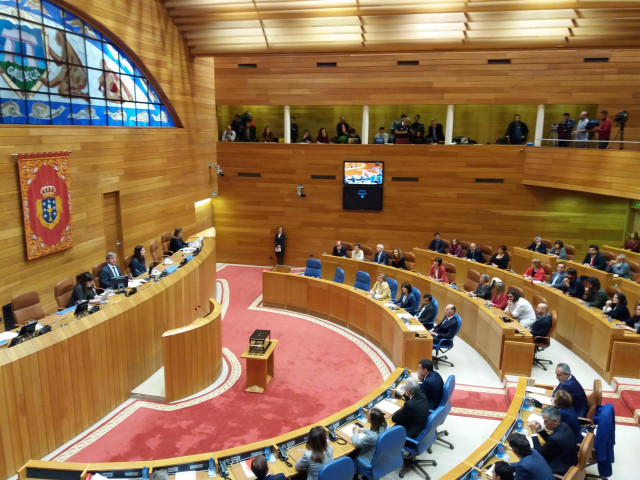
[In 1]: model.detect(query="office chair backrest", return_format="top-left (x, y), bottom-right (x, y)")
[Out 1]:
top-left (541, 262), bottom-right (552, 282)
top-left (443, 262), bottom-right (456, 283)
top-left (411, 405), bottom-right (444, 453)
top-left (333, 267), bottom-right (345, 284)
top-left (361, 246), bottom-right (373, 261)
top-left (432, 297), bottom-right (439, 320)
top-left (92, 261), bottom-right (107, 289)
top-left (532, 294), bottom-right (548, 308)
top-left (441, 374), bottom-right (456, 408)
top-left (586, 380), bottom-right (602, 421)
top-left (564, 244), bottom-right (575, 260)
top-left (601, 251), bottom-right (615, 262)
top-left (541, 238), bottom-right (553, 250)
top-left (150, 240), bottom-right (163, 263)
top-left (11, 291), bottom-right (45, 325)
top-left (411, 286), bottom-right (421, 308)
top-left (304, 258), bottom-right (322, 278)
top-left (386, 277), bottom-right (398, 300)
top-left (54, 277), bottom-right (75, 309)
top-left (369, 425), bottom-right (406, 476)
top-left (627, 259), bottom-right (639, 281)
top-left (354, 271), bottom-right (371, 291)
top-left (563, 466), bottom-right (585, 480)
top-left (576, 432), bottom-right (595, 471)
top-left (479, 244), bottom-right (493, 259)
top-left (161, 231), bottom-right (172, 252)
top-left (124, 254), bottom-right (134, 276)
top-left (404, 252), bottom-right (416, 270)
top-left (318, 457), bottom-right (354, 480)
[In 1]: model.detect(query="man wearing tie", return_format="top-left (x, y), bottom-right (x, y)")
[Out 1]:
top-left (427, 232), bottom-right (446, 253)
top-left (99, 252), bottom-right (123, 289)
top-left (373, 244), bottom-right (389, 265)
top-left (430, 304), bottom-right (460, 343)
top-left (581, 244), bottom-right (607, 271)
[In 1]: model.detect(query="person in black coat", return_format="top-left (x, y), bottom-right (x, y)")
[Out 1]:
top-left (373, 244), bottom-right (389, 265)
top-left (526, 236), bottom-right (547, 254)
top-left (505, 114), bottom-right (529, 144)
top-left (331, 240), bottom-right (347, 257)
top-left (427, 119), bottom-right (445, 143)
top-left (430, 304), bottom-right (460, 343)
top-left (529, 303), bottom-right (552, 338)
top-left (417, 358), bottom-right (444, 410)
top-left (553, 363), bottom-right (588, 418)
top-left (274, 226), bottom-right (285, 265)
top-left (427, 232), bottom-right (446, 253)
top-left (581, 244), bottom-right (607, 271)
top-left (465, 242), bottom-right (485, 262)
top-left (415, 294), bottom-right (436, 329)
top-left (392, 378), bottom-right (430, 440)
top-left (67, 272), bottom-right (100, 308)
top-left (393, 282), bottom-right (417, 313)
top-left (169, 227), bottom-right (188, 253)
top-left (528, 407), bottom-right (578, 476)
top-left (130, 245), bottom-right (147, 277)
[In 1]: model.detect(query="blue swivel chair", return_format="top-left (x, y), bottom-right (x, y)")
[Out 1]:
top-left (304, 258), bottom-right (322, 278)
top-left (432, 314), bottom-right (462, 368)
top-left (387, 277), bottom-right (398, 300)
top-left (318, 456), bottom-right (354, 480)
top-left (434, 375), bottom-right (456, 450)
top-left (408, 286), bottom-right (420, 315)
top-left (399, 406), bottom-right (446, 478)
top-left (355, 425), bottom-right (406, 480)
top-left (421, 296), bottom-right (439, 329)
top-left (333, 267), bottom-right (345, 284)
top-left (354, 271), bottom-right (371, 291)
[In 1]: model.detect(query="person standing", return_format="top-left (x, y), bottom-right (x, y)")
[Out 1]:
top-left (505, 114), bottom-right (529, 144)
top-left (274, 226), bottom-right (285, 265)
top-left (290, 116), bottom-right (299, 143)
top-left (594, 110), bottom-right (611, 149)
top-left (556, 113), bottom-right (575, 147)
top-left (572, 110), bottom-right (589, 148)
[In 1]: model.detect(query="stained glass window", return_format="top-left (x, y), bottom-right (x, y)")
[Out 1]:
top-left (0, 0), bottom-right (174, 126)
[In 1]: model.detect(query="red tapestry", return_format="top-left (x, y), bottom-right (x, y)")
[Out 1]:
top-left (17, 152), bottom-right (74, 260)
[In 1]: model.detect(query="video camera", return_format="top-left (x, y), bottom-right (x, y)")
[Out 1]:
top-left (585, 119), bottom-right (599, 131)
top-left (614, 110), bottom-right (628, 125)
top-left (238, 111), bottom-right (253, 124)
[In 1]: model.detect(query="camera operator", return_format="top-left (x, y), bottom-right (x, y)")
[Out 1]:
top-left (572, 111), bottom-right (589, 148)
top-left (594, 110), bottom-right (612, 149)
top-left (556, 113), bottom-right (575, 148)
top-left (238, 111), bottom-right (257, 142)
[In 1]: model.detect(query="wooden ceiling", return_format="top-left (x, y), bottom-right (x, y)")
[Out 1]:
top-left (163, 0), bottom-right (640, 56)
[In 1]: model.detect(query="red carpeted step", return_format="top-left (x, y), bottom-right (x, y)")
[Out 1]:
top-left (619, 388), bottom-right (640, 425)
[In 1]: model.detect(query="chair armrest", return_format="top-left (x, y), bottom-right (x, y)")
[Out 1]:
top-left (357, 458), bottom-right (372, 469)
top-left (533, 335), bottom-right (550, 345)
top-left (404, 436), bottom-right (419, 447)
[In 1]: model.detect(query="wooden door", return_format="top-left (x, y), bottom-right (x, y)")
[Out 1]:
top-left (102, 191), bottom-right (124, 268)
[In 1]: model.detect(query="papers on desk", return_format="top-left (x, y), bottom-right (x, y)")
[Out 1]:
top-left (151, 269), bottom-right (162, 276)
top-left (527, 413), bottom-right (545, 429)
top-left (375, 399), bottom-right (401, 415)
top-left (239, 460), bottom-right (256, 480)
top-left (397, 313), bottom-right (413, 320)
top-left (526, 386), bottom-right (546, 395)
top-left (175, 471), bottom-right (197, 480)
top-left (529, 393), bottom-right (553, 406)
top-left (163, 258), bottom-right (174, 265)
top-left (407, 324), bottom-right (426, 332)
top-left (340, 423), bottom-right (365, 440)
top-left (0, 331), bottom-right (18, 341)
top-left (128, 279), bottom-right (146, 288)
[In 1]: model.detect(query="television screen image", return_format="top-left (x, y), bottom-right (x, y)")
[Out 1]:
top-left (344, 161), bottom-right (384, 185)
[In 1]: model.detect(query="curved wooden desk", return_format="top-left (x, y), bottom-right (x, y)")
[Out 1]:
top-left (414, 247), bottom-right (640, 380)
top-left (0, 229), bottom-right (217, 479)
top-left (318, 255), bottom-right (533, 379)
top-left (262, 269), bottom-right (431, 368)
top-left (163, 298), bottom-right (223, 402)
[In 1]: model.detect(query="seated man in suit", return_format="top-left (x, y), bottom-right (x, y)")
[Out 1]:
top-left (528, 406), bottom-right (578, 476)
top-left (415, 293), bottom-right (436, 328)
top-left (427, 232), bottom-right (446, 253)
top-left (99, 251), bottom-right (123, 289)
top-left (492, 461), bottom-right (514, 480)
top-left (466, 242), bottom-right (485, 262)
top-left (553, 363), bottom-right (588, 417)
top-left (507, 433), bottom-right (555, 480)
top-left (417, 358), bottom-right (443, 410)
top-left (546, 262), bottom-right (566, 289)
top-left (251, 454), bottom-right (285, 480)
top-left (526, 236), bottom-right (547, 254)
top-left (581, 244), bottom-right (607, 271)
top-left (331, 240), bottom-right (347, 257)
top-left (373, 244), bottom-right (388, 265)
top-left (391, 378), bottom-right (430, 441)
top-left (430, 304), bottom-right (459, 344)
top-left (369, 273), bottom-right (391, 301)
top-left (560, 268), bottom-right (584, 298)
top-left (427, 118), bottom-right (444, 144)
top-left (528, 303), bottom-right (552, 338)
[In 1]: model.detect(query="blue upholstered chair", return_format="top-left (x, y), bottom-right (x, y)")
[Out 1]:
top-left (318, 456), bottom-right (354, 480)
top-left (304, 258), bottom-right (322, 278)
top-left (333, 267), bottom-right (345, 284)
top-left (435, 375), bottom-right (456, 450)
top-left (433, 314), bottom-right (462, 368)
top-left (354, 271), bottom-right (371, 291)
top-left (408, 286), bottom-right (420, 315)
top-left (386, 277), bottom-right (398, 300)
top-left (356, 425), bottom-right (406, 480)
top-left (398, 406), bottom-right (446, 478)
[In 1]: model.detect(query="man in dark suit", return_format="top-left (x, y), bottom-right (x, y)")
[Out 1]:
top-left (507, 433), bottom-right (555, 480)
top-left (465, 242), bottom-right (485, 262)
top-left (417, 358), bottom-right (443, 410)
top-left (331, 240), bottom-right (347, 257)
top-left (528, 303), bottom-right (552, 338)
top-left (505, 114), bottom-right (529, 144)
top-left (373, 244), bottom-right (389, 265)
top-left (581, 244), bottom-right (607, 271)
top-left (415, 293), bottom-right (436, 328)
top-left (553, 363), bottom-right (588, 417)
top-left (560, 268), bottom-right (585, 298)
top-left (427, 232), bottom-right (446, 253)
top-left (427, 119), bottom-right (444, 143)
top-left (528, 407), bottom-right (578, 476)
top-left (99, 252), bottom-right (123, 289)
top-left (430, 304), bottom-right (460, 344)
top-left (526, 236), bottom-right (547, 254)
top-left (251, 454), bottom-right (286, 480)
top-left (392, 378), bottom-right (430, 440)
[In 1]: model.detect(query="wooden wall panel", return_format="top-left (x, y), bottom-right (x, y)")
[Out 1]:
top-left (214, 144), bottom-right (629, 267)
top-left (214, 48), bottom-right (640, 142)
top-left (0, 0), bottom-right (217, 314)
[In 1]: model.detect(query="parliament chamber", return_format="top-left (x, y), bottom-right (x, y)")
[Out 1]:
top-left (2, 0), bottom-right (640, 479)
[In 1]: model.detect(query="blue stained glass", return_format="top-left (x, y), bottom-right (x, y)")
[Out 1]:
top-left (0, 0), bottom-right (175, 127)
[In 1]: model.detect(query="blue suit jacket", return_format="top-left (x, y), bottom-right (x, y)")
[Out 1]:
top-left (373, 251), bottom-right (388, 265)
top-left (99, 263), bottom-right (122, 289)
top-left (553, 376), bottom-right (588, 418)
top-left (420, 370), bottom-right (444, 410)
top-left (526, 241), bottom-right (548, 254)
top-left (549, 271), bottom-right (566, 288)
top-left (511, 450), bottom-right (555, 480)
top-left (466, 248), bottom-right (485, 262)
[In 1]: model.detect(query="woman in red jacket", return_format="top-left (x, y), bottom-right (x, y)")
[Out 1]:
top-left (523, 259), bottom-right (546, 281)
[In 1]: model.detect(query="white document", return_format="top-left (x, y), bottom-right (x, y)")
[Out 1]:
top-left (527, 413), bottom-right (545, 429)
top-left (239, 460), bottom-right (256, 479)
top-left (397, 313), bottom-right (413, 320)
top-left (529, 393), bottom-right (553, 406)
top-left (376, 399), bottom-right (401, 415)
top-left (340, 424), bottom-right (365, 439)
top-left (526, 386), bottom-right (546, 394)
top-left (407, 324), bottom-right (425, 331)
top-left (175, 472), bottom-right (196, 480)
top-left (0, 331), bottom-right (18, 341)
top-left (163, 258), bottom-right (174, 265)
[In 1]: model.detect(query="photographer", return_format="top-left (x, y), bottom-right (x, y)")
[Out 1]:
top-left (238, 111), bottom-right (257, 142)
top-left (556, 113), bottom-right (574, 147)
top-left (595, 110), bottom-right (612, 149)
top-left (572, 111), bottom-right (589, 148)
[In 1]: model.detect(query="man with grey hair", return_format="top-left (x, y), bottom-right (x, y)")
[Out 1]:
top-left (391, 377), bottom-right (430, 440)
top-left (373, 244), bottom-right (388, 265)
top-left (528, 406), bottom-right (578, 475)
top-left (526, 236), bottom-right (547, 254)
top-left (99, 251), bottom-right (122, 289)
top-left (607, 254), bottom-right (631, 279)
top-left (370, 273), bottom-right (391, 301)
top-left (553, 363), bottom-right (588, 417)
top-left (469, 273), bottom-right (492, 300)
top-left (151, 470), bottom-right (169, 480)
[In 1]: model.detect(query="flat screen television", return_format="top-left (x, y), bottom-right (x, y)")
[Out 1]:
top-left (343, 161), bottom-right (384, 185)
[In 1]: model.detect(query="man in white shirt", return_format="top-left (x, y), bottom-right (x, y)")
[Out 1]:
top-left (504, 288), bottom-right (536, 328)
top-left (572, 111), bottom-right (589, 148)
top-left (220, 125), bottom-right (236, 142)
